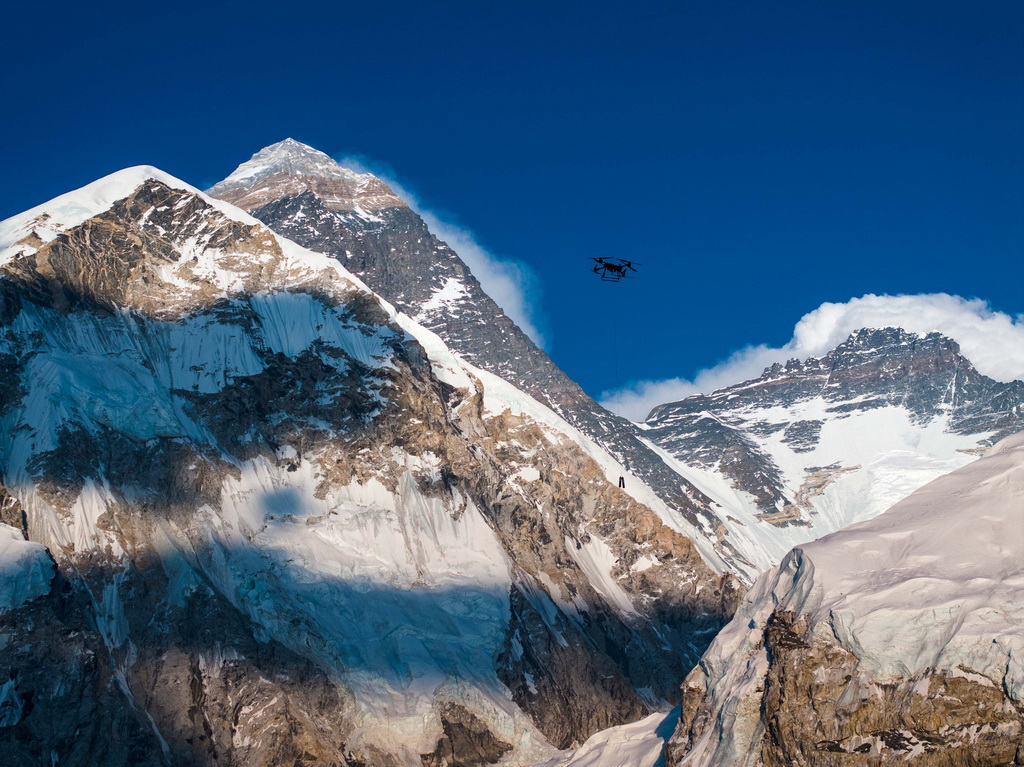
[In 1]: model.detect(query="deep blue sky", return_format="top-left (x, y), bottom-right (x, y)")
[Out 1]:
top-left (4, 1), bottom-right (1022, 398)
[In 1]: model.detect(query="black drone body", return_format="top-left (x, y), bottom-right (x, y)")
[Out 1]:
top-left (591, 257), bottom-right (641, 282)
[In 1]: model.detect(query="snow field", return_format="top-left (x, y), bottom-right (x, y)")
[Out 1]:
top-left (679, 432), bottom-right (1024, 766)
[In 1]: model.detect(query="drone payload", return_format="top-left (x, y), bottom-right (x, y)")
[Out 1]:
top-left (591, 257), bottom-right (641, 282)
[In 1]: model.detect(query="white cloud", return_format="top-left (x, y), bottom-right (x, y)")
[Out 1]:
top-left (337, 156), bottom-right (547, 347)
top-left (601, 293), bottom-right (1024, 422)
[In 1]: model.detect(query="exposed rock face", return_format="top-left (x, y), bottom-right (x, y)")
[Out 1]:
top-left (667, 432), bottom-right (1024, 766)
top-left (207, 140), bottom-right (735, 567)
top-left (0, 167), bottom-right (740, 765)
top-left (644, 327), bottom-right (1024, 575)
top-left (421, 702), bottom-right (513, 767)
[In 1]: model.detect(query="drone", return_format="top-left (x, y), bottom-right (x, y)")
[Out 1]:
top-left (591, 257), bottom-right (641, 282)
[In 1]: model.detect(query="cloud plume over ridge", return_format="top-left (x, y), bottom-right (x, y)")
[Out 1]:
top-left (338, 155), bottom-right (546, 347)
top-left (601, 294), bottom-right (1024, 421)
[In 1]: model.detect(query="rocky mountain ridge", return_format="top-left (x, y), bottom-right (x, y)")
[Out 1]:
top-left (206, 140), bottom-right (744, 570)
top-left (0, 167), bottom-right (739, 766)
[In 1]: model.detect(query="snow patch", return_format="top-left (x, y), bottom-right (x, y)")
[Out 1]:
top-left (567, 535), bottom-right (637, 617)
top-left (0, 524), bottom-right (54, 612)
top-left (541, 709), bottom-right (678, 767)
top-left (417, 277), bottom-right (469, 317)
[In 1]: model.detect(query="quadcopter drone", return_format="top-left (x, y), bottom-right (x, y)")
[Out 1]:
top-left (591, 257), bottom-right (641, 282)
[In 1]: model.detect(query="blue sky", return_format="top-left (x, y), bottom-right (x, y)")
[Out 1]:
top-left (4, 1), bottom-right (1022, 407)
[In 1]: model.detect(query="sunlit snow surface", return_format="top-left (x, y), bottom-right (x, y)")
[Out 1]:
top-left (681, 431), bottom-right (1024, 765)
top-left (802, 431), bottom-right (1024, 688)
top-left (541, 708), bottom-right (679, 767)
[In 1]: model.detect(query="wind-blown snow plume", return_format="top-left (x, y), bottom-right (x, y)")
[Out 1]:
top-left (602, 293), bottom-right (1024, 421)
top-left (339, 156), bottom-right (547, 347)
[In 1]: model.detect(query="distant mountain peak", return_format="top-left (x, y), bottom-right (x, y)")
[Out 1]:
top-left (838, 325), bottom-right (956, 350)
top-left (207, 139), bottom-right (406, 213)
top-left (644, 323), bottom-right (1023, 571)
top-left (235, 138), bottom-right (354, 179)
top-left (758, 327), bottom-right (964, 381)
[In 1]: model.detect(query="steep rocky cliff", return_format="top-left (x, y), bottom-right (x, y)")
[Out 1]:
top-left (668, 432), bottom-right (1024, 766)
top-left (0, 167), bottom-right (739, 766)
top-left (644, 327), bottom-right (1024, 574)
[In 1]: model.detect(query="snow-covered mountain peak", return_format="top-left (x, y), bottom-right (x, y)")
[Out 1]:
top-left (0, 168), bottom-right (381, 321)
top-left (755, 327), bottom-right (960, 382)
top-left (207, 139), bottom-right (407, 214)
top-left (644, 326), bottom-right (1024, 577)
top-left (226, 138), bottom-right (354, 181)
top-left (827, 324), bottom-right (958, 360)
top-left (0, 166), bottom-right (205, 261)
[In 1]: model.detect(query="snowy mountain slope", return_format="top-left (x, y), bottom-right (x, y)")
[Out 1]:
top-left (0, 168), bottom-right (739, 766)
top-left (206, 140), bottom-right (743, 567)
top-left (541, 708), bottom-right (679, 767)
top-left (668, 431), bottom-right (1024, 766)
top-left (643, 327), bottom-right (1024, 576)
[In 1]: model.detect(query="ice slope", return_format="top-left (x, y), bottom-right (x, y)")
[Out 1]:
top-left (678, 430), bottom-right (1024, 765)
top-left (182, 454), bottom-right (541, 760)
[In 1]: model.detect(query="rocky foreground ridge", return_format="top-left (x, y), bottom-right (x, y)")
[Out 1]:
top-left (0, 167), bottom-right (739, 766)
top-left (668, 431), bottom-right (1024, 766)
